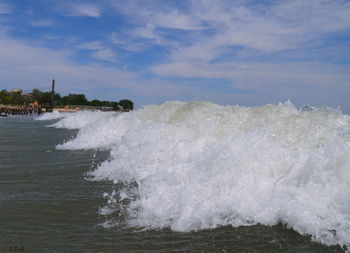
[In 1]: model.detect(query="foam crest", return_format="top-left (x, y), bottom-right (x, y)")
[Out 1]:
top-left (36, 110), bottom-right (65, 121)
top-left (58, 101), bottom-right (350, 248)
top-left (51, 110), bottom-right (118, 130)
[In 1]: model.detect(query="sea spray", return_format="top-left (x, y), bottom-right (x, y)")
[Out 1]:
top-left (52, 101), bottom-right (350, 248)
top-left (36, 110), bottom-right (65, 121)
top-left (50, 111), bottom-right (118, 130)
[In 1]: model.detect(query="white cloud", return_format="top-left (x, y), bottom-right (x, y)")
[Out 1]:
top-left (151, 60), bottom-right (350, 93)
top-left (77, 41), bottom-right (116, 61)
top-left (103, 0), bottom-right (350, 110)
top-left (152, 10), bottom-right (203, 30)
top-left (77, 41), bottom-right (104, 50)
top-left (110, 32), bottom-right (124, 44)
top-left (30, 19), bottom-right (53, 27)
top-left (1, 0), bottom-right (350, 111)
top-left (143, 0), bottom-right (350, 88)
top-left (117, 0), bottom-right (350, 54)
top-left (134, 23), bottom-right (157, 39)
top-left (92, 48), bottom-right (116, 61)
top-left (0, 1), bottom-right (10, 14)
top-left (64, 3), bottom-right (101, 17)
top-left (0, 34), bottom-right (134, 95)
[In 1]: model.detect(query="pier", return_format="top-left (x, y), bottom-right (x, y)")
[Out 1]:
top-left (1, 79), bottom-right (55, 117)
top-left (1, 79), bottom-right (133, 116)
top-left (0, 105), bottom-right (53, 116)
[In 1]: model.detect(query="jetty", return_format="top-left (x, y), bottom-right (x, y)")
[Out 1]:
top-left (0, 79), bottom-right (55, 116)
top-left (1, 79), bottom-right (133, 116)
top-left (0, 105), bottom-right (54, 116)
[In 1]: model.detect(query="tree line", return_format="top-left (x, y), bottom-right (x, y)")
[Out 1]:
top-left (0, 89), bottom-right (134, 111)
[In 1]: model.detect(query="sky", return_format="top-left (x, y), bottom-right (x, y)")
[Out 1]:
top-left (0, 0), bottom-right (349, 111)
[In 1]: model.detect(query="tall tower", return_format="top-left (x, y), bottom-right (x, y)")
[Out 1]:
top-left (50, 79), bottom-right (55, 112)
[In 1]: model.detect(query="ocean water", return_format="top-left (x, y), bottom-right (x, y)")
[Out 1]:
top-left (1, 101), bottom-right (349, 252)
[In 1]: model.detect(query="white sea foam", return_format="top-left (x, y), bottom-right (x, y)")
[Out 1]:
top-left (54, 111), bottom-right (121, 149)
top-left (35, 110), bottom-right (65, 121)
top-left (55, 101), bottom-right (350, 248)
top-left (50, 110), bottom-right (118, 129)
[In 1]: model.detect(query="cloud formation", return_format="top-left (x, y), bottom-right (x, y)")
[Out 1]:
top-left (0, 1), bottom-right (10, 14)
top-left (63, 3), bottom-right (101, 17)
top-left (0, 0), bottom-right (349, 111)
top-left (30, 19), bottom-right (54, 27)
top-left (0, 33), bottom-right (135, 96)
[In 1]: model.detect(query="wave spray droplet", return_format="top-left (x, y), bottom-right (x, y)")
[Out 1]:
top-left (55, 101), bottom-right (350, 248)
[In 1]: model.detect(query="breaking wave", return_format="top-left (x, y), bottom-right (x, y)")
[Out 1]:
top-left (36, 110), bottom-right (65, 121)
top-left (48, 101), bottom-right (350, 248)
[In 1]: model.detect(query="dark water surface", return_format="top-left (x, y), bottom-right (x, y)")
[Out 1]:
top-left (0, 117), bottom-right (345, 252)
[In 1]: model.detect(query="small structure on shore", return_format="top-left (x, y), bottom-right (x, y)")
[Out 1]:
top-left (1, 79), bottom-right (134, 115)
top-left (0, 104), bottom-right (44, 116)
top-left (10, 88), bottom-right (23, 94)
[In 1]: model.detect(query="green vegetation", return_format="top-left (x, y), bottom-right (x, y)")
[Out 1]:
top-left (0, 89), bottom-right (134, 111)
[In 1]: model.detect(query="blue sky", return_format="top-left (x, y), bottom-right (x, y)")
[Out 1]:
top-left (0, 0), bottom-right (350, 111)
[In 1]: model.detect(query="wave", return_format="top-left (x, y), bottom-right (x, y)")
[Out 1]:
top-left (49, 101), bottom-right (350, 248)
top-left (36, 110), bottom-right (66, 121)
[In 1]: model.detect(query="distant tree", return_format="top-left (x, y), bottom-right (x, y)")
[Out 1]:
top-left (53, 93), bottom-right (62, 106)
top-left (1, 87), bottom-right (134, 111)
top-left (62, 94), bottom-right (88, 105)
top-left (118, 99), bottom-right (134, 111)
top-left (0, 90), bottom-right (6, 102)
top-left (101, 101), bottom-right (111, 107)
top-left (10, 92), bottom-right (25, 105)
top-left (30, 89), bottom-right (62, 105)
top-left (0, 89), bottom-right (9, 96)
top-left (0, 89), bottom-right (12, 104)
top-left (42, 92), bottom-right (52, 105)
top-left (32, 89), bottom-right (42, 102)
top-left (110, 102), bottom-right (119, 111)
top-left (89, 99), bottom-right (102, 106)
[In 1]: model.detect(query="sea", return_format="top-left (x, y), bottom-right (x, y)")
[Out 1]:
top-left (1, 101), bottom-right (349, 253)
